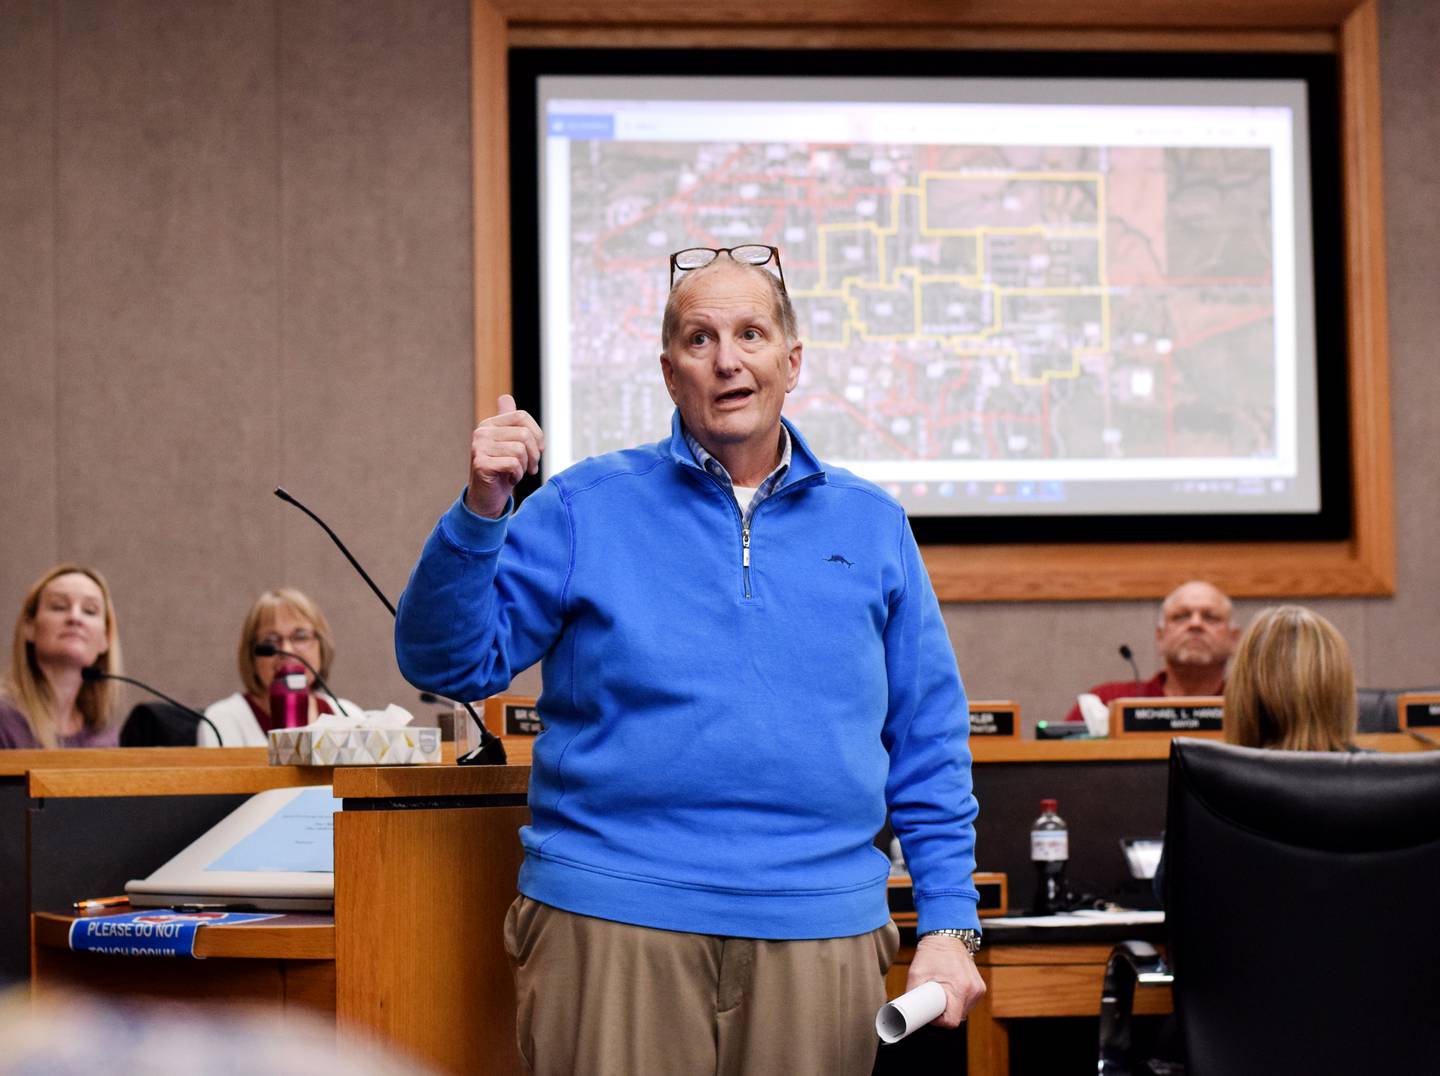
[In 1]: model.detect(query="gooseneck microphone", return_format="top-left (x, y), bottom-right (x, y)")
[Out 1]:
top-left (251, 643), bottom-right (355, 718)
top-left (82, 666), bottom-right (225, 747)
top-left (272, 487), bottom-right (507, 766)
top-left (1119, 644), bottom-right (1143, 691)
top-left (274, 487), bottom-right (396, 616)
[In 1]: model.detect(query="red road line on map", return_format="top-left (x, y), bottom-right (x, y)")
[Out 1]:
top-left (928, 407), bottom-right (1041, 423)
top-left (589, 146), bottom-right (751, 246)
top-left (790, 393), bottom-right (921, 459)
top-left (1172, 308), bottom-right (1271, 351)
top-left (1164, 352), bottom-right (1176, 456)
top-left (982, 413), bottom-right (1000, 458)
top-left (1042, 381), bottom-right (1052, 458)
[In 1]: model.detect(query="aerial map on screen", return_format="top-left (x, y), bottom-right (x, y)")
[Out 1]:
top-left (539, 79), bottom-right (1320, 518)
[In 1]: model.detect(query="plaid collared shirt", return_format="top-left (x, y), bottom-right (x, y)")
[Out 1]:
top-left (683, 424), bottom-right (792, 528)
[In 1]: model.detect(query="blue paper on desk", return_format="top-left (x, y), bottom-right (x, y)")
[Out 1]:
top-left (205, 786), bottom-right (341, 874)
top-left (68, 910), bottom-right (277, 958)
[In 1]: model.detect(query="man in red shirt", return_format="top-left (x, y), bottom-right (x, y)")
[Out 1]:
top-left (1064, 581), bottom-right (1240, 723)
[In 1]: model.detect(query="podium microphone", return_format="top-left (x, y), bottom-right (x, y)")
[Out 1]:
top-left (82, 666), bottom-right (225, 746)
top-left (251, 643), bottom-right (355, 718)
top-left (1119, 644), bottom-right (1143, 692)
top-left (272, 486), bottom-right (507, 766)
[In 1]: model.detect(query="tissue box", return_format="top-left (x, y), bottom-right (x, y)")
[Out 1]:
top-left (268, 725), bottom-right (442, 766)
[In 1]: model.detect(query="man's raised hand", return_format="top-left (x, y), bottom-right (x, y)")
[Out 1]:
top-left (467, 394), bottom-right (545, 519)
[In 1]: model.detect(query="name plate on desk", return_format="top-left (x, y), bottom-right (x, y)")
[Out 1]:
top-left (969, 701), bottom-right (1019, 738)
top-left (482, 695), bottom-right (541, 737)
top-left (1109, 696), bottom-right (1224, 737)
top-left (1396, 692), bottom-right (1440, 729)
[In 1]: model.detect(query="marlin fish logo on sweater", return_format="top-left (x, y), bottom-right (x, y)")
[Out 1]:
top-left (824, 554), bottom-right (854, 568)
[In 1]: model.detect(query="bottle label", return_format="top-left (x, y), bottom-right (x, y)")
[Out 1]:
top-left (284, 672), bottom-right (307, 691)
top-left (1031, 830), bottom-right (1069, 861)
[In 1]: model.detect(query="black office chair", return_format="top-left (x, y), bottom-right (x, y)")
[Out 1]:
top-left (1099, 738), bottom-right (1440, 1076)
top-left (119, 701), bottom-right (204, 746)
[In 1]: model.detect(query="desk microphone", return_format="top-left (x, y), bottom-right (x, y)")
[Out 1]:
top-left (82, 666), bottom-right (225, 747)
top-left (272, 486), bottom-right (507, 766)
top-left (1119, 644), bottom-right (1143, 692)
top-left (251, 643), bottom-right (355, 718)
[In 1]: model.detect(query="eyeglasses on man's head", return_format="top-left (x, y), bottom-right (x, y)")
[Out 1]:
top-left (668, 245), bottom-right (785, 291)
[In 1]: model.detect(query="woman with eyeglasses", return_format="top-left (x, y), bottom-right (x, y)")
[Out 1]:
top-left (1, 564), bottom-right (124, 749)
top-left (200, 588), bottom-right (358, 746)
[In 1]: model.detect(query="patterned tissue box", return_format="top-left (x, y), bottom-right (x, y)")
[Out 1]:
top-left (268, 724), bottom-right (441, 766)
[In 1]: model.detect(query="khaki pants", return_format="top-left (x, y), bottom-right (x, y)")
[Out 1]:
top-left (504, 896), bottom-right (900, 1076)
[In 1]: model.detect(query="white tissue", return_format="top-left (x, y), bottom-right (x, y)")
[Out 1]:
top-left (1077, 693), bottom-right (1109, 737)
top-left (306, 703), bottom-right (414, 731)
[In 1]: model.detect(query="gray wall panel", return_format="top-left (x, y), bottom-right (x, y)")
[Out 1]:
top-left (275, 0), bottom-right (473, 711)
top-left (49, 0), bottom-right (281, 701)
top-left (0, 2), bottom-right (59, 609)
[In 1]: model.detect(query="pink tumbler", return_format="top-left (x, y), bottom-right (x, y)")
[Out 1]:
top-left (269, 660), bottom-right (311, 730)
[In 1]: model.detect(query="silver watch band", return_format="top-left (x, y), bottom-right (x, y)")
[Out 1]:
top-left (919, 928), bottom-right (982, 955)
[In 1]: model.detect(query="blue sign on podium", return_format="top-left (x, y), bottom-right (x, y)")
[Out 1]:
top-left (68, 910), bottom-right (277, 958)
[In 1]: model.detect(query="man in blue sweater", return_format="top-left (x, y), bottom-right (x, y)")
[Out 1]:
top-left (396, 245), bottom-right (984, 1074)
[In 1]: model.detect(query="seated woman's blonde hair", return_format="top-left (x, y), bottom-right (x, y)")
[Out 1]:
top-left (1224, 604), bottom-right (1356, 752)
top-left (236, 588), bottom-right (336, 699)
top-left (5, 563), bottom-right (123, 748)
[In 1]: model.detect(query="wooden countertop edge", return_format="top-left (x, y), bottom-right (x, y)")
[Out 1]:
top-left (972, 730), bottom-right (1424, 762)
top-left (0, 747), bottom-right (271, 777)
top-left (333, 763), bottom-right (532, 798)
top-left (28, 766), bottom-right (336, 798)
top-left (34, 911), bottom-right (336, 960)
top-left (9, 734), bottom-right (1424, 795)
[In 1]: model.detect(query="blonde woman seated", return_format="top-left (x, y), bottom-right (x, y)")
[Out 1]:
top-left (201, 588), bottom-right (358, 747)
top-left (0, 564), bottom-right (124, 749)
top-left (1224, 604), bottom-right (1359, 752)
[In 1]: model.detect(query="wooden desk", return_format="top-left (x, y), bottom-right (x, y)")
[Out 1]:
top-left (966, 733), bottom-right (1429, 913)
top-left (0, 756), bottom-right (528, 1074)
top-left (886, 924), bottom-right (1172, 1076)
top-left (32, 909), bottom-right (335, 1016)
top-left (0, 749), bottom-right (321, 985)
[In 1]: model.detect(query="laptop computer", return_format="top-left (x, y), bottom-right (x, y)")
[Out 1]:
top-left (126, 785), bottom-right (340, 912)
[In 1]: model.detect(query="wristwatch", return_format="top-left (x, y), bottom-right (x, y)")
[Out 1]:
top-left (919, 928), bottom-right (982, 955)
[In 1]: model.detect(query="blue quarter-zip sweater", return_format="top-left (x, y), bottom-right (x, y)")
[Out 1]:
top-left (395, 414), bottom-right (980, 938)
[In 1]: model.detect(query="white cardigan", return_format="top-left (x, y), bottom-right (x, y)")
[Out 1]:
top-left (200, 691), bottom-right (360, 748)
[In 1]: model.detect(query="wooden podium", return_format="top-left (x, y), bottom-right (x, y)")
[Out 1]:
top-left (333, 764), bottom-right (530, 1075)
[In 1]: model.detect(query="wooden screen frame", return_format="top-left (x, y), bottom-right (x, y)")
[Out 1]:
top-left (472, 0), bottom-right (1393, 602)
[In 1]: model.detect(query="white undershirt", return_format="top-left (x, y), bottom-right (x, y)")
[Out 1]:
top-left (732, 485), bottom-right (758, 513)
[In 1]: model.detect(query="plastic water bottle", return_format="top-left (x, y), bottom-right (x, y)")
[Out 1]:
top-left (269, 660), bottom-right (310, 730)
top-left (1031, 798), bottom-right (1069, 914)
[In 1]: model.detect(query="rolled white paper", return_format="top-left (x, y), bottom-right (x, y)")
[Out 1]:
top-left (875, 980), bottom-right (947, 1044)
